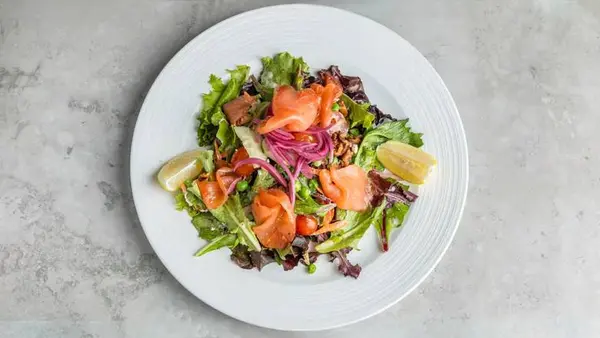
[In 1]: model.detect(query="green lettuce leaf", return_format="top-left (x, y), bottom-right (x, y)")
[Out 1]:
top-left (315, 202), bottom-right (386, 253)
top-left (341, 94), bottom-right (375, 130)
top-left (241, 169), bottom-right (276, 207)
top-left (376, 202), bottom-right (409, 248)
top-left (260, 52), bottom-right (309, 91)
top-left (249, 169), bottom-right (275, 199)
top-left (197, 75), bottom-right (226, 146)
top-left (216, 119), bottom-right (238, 153)
top-left (197, 66), bottom-right (250, 147)
top-left (233, 126), bottom-right (267, 162)
top-left (250, 75), bottom-right (273, 100)
top-left (208, 194), bottom-right (261, 251)
top-left (203, 75), bottom-right (226, 113)
top-left (196, 149), bottom-right (215, 174)
top-left (175, 179), bottom-right (209, 217)
top-left (194, 233), bottom-right (237, 257)
top-left (295, 196), bottom-right (335, 217)
top-left (250, 101), bottom-right (270, 120)
top-left (354, 120), bottom-right (423, 171)
top-left (174, 191), bottom-right (197, 216)
top-left (293, 175), bottom-right (335, 216)
top-left (191, 213), bottom-right (227, 241)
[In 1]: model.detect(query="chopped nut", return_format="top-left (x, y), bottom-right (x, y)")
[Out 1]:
top-left (334, 143), bottom-right (346, 157)
top-left (340, 149), bottom-right (354, 167)
top-left (331, 131), bottom-right (358, 167)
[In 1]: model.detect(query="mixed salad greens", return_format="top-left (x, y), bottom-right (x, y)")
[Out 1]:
top-left (158, 52), bottom-right (436, 278)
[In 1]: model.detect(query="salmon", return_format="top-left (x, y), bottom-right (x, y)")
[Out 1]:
top-left (231, 147), bottom-right (254, 176)
top-left (215, 167), bottom-right (240, 194)
top-left (196, 167), bottom-right (240, 210)
top-left (223, 92), bottom-right (256, 126)
top-left (197, 181), bottom-right (227, 209)
top-left (310, 82), bottom-right (342, 128)
top-left (251, 189), bottom-right (296, 249)
top-left (319, 164), bottom-right (368, 211)
top-left (256, 86), bottom-right (320, 134)
top-left (310, 73), bottom-right (343, 127)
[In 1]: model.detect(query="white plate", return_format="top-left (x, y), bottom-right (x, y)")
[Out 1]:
top-left (130, 4), bottom-right (468, 331)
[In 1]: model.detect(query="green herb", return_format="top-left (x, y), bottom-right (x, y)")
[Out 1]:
top-left (194, 234), bottom-right (237, 257)
top-left (354, 120), bottom-right (423, 171)
top-left (307, 263), bottom-right (317, 274)
top-left (236, 180), bottom-right (249, 192)
top-left (349, 128), bottom-right (360, 136)
top-left (332, 102), bottom-right (340, 111)
top-left (341, 94), bottom-right (375, 130)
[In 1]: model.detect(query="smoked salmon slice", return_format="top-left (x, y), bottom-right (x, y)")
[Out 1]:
top-left (197, 181), bottom-right (227, 209)
top-left (251, 189), bottom-right (296, 249)
top-left (310, 81), bottom-right (342, 128)
top-left (215, 167), bottom-right (240, 194)
top-left (319, 164), bottom-right (368, 211)
top-left (196, 167), bottom-right (241, 210)
top-left (256, 85), bottom-right (320, 134)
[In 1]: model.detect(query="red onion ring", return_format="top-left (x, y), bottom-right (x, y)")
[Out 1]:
top-left (232, 158), bottom-right (287, 187)
top-left (225, 177), bottom-right (242, 195)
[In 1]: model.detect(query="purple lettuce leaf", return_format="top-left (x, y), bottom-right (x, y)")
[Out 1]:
top-left (320, 66), bottom-right (397, 125)
top-left (367, 170), bottom-right (417, 251)
top-left (281, 233), bottom-right (331, 271)
top-left (303, 74), bottom-right (322, 88)
top-left (230, 245), bottom-right (275, 271)
top-left (282, 255), bottom-right (300, 271)
top-left (368, 170), bottom-right (418, 207)
top-left (230, 245), bottom-right (254, 269)
top-left (329, 247), bottom-right (361, 278)
top-left (368, 105), bottom-right (397, 125)
top-left (250, 250), bottom-right (275, 271)
top-left (240, 79), bottom-right (259, 96)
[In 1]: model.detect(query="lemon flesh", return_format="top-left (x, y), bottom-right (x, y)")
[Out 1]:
top-left (376, 141), bottom-right (437, 185)
top-left (157, 149), bottom-right (206, 191)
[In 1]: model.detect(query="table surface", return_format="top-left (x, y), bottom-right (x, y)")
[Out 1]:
top-left (1, 1), bottom-right (599, 337)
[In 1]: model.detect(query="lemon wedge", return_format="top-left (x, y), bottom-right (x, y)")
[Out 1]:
top-left (157, 149), bottom-right (206, 192)
top-left (376, 141), bottom-right (437, 184)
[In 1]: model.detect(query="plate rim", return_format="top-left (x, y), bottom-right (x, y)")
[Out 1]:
top-left (130, 3), bottom-right (469, 331)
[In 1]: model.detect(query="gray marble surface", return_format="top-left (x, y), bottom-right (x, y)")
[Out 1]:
top-left (1, 0), bottom-right (599, 337)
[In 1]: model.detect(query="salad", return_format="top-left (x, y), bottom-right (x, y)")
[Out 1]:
top-left (157, 52), bottom-right (437, 278)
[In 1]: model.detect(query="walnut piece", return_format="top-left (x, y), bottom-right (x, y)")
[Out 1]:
top-left (340, 149), bottom-right (354, 167)
top-left (331, 131), bottom-right (360, 167)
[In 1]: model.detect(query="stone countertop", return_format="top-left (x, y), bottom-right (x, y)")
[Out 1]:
top-left (1, 1), bottom-right (599, 337)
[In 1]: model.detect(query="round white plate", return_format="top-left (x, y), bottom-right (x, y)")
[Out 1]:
top-left (130, 4), bottom-right (468, 331)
